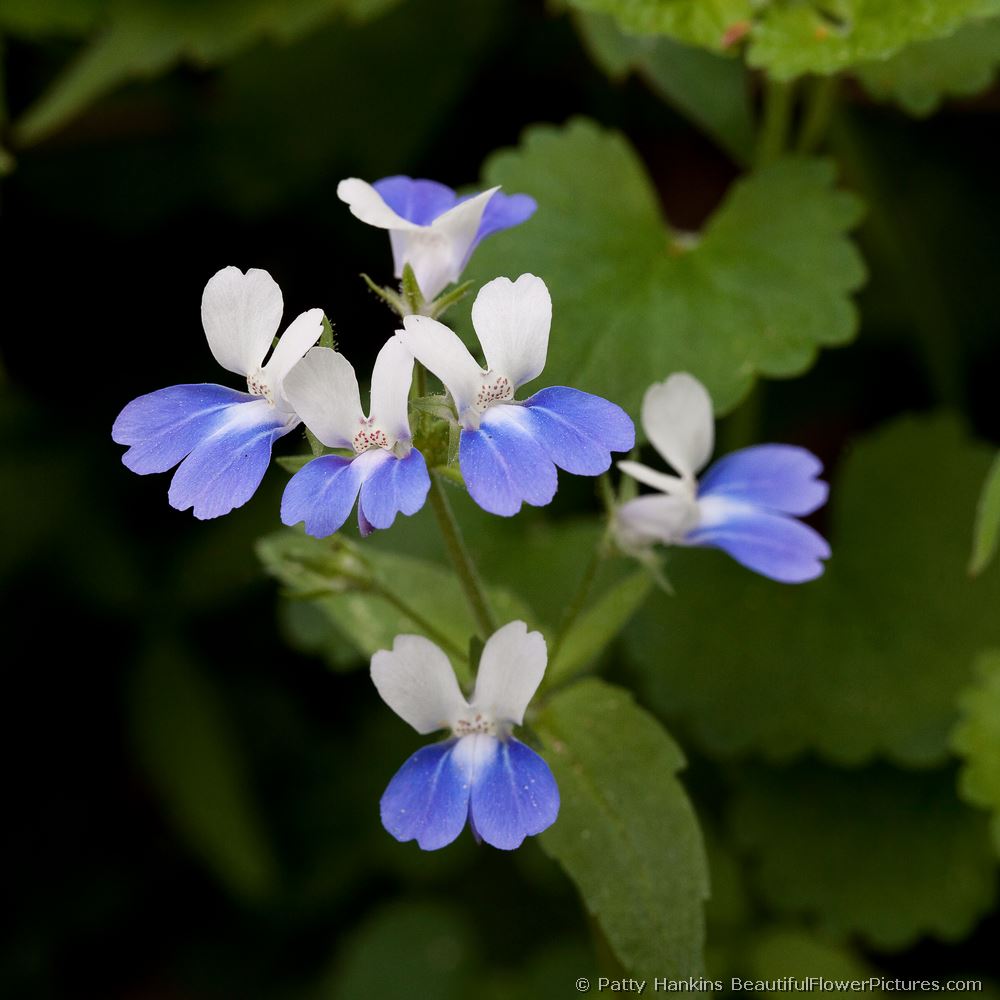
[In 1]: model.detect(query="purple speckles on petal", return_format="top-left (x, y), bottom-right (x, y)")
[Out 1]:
top-left (358, 448), bottom-right (431, 531)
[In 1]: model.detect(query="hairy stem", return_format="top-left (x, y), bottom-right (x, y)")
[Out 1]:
top-left (550, 541), bottom-right (605, 669)
top-left (428, 471), bottom-right (497, 637)
top-left (796, 74), bottom-right (839, 154)
top-left (756, 77), bottom-right (795, 167)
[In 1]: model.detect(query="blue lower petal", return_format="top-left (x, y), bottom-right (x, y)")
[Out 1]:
top-left (469, 738), bottom-right (560, 851)
top-left (469, 191), bottom-right (537, 253)
top-left (688, 505), bottom-right (831, 583)
top-left (699, 445), bottom-right (828, 516)
top-left (167, 401), bottom-right (289, 519)
top-left (281, 454), bottom-right (366, 538)
top-left (380, 740), bottom-right (472, 851)
top-left (358, 448), bottom-right (431, 531)
top-left (459, 406), bottom-right (557, 516)
top-left (374, 175), bottom-right (458, 226)
top-left (522, 386), bottom-right (635, 476)
top-left (112, 383), bottom-right (253, 475)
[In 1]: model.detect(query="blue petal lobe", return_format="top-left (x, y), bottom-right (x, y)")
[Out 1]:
top-left (112, 383), bottom-right (253, 475)
top-left (688, 506), bottom-right (831, 583)
top-left (358, 448), bottom-right (431, 531)
top-left (459, 405), bottom-right (557, 517)
top-left (380, 740), bottom-right (472, 851)
top-left (469, 738), bottom-right (560, 851)
top-left (281, 454), bottom-right (366, 538)
top-left (373, 175), bottom-right (458, 226)
top-left (166, 402), bottom-right (288, 520)
top-left (699, 444), bottom-right (828, 516)
top-left (471, 191), bottom-right (537, 250)
top-left (522, 386), bottom-right (635, 476)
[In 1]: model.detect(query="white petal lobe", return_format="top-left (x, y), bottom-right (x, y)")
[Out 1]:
top-left (616, 494), bottom-right (700, 545)
top-left (369, 337), bottom-right (415, 444)
top-left (471, 621), bottom-right (546, 727)
top-left (201, 266), bottom-right (284, 376)
top-left (397, 318), bottom-right (483, 420)
top-left (336, 178), bottom-right (420, 231)
top-left (371, 635), bottom-right (469, 735)
top-left (642, 372), bottom-right (715, 479)
top-left (281, 347), bottom-right (364, 449)
top-left (472, 273), bottom-right (551, 390)
top-left (263, 308), bottom-right (325, 405)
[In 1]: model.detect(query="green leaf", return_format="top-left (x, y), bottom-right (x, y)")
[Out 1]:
top-left (325, 901), bottom-right (475, 1000)
top-left (129, 645), bottom-right (277, 900)
top-left (550, 570), bottom-right (652, 685)
top-left (970, 451), bottom-right (1000, 575)
top-left (625, 413), bottom-right (1000, 766)
top-left (0, 0), bottom-right (104, 38)
top-left (574, 11), bottom-right (754, 163)
top-left (952, 651), bottom-right (1000, 853)
top-left (14, 0), bottom-right (404, 146)
top-left (536, 679), bottom-right (709, 978)
top-left (568, 0), bottom-right (1000, 78)
top-left (730, 761), bottom-right (996, 950)
top-left (855, 16), bottom-right (1000, 116)
top-left (745, 927), bottom-right (875, 986)
top-left (257, 529), bottom-right (531, 681)
top-left (468, 119), bottom-right (865, 416)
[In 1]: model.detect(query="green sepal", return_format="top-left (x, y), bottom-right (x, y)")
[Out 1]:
top-left (400, 262), bottom-right (425, 314)
top-left (427, 279), bottom-right (475, 319)
top-left (275, 454), bottom-right (313, 475)
top-left (360, 272), bottom-right (406, 315)
top-left (319, 313), bottom-right (336, 351)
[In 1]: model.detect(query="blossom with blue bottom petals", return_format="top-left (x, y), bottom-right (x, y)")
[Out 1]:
top-left (111, 266), bottom-right (323, 519)
top-left (398, 274), bottom-right (635, 516)
top-left (372, 621), bottom-right (559, 851)
top-left (617, 373), bottom-right (830, 583)
top-left (337, 175), bottom-right (536, 300)
top-left (280, 338), bottom-right (430, 537)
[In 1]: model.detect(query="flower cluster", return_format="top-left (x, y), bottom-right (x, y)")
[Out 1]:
top-left (112, 171), bottom-right (832, 852)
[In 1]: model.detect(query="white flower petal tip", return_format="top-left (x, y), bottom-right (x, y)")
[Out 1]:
top-left (471, 620), bottom-right (547, 727)
top-left (641, 372), bottom-right (715, 479)
top-left (336, 178), bottom-right (419, 231)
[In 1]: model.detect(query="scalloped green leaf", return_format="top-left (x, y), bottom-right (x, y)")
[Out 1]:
top-left (537, 679), bottom-right (709, 978)
top-left (855, 17), bottom-right (1000, 116)
top-left (14, 0), bottom-right (403, 145)
top-left (625, 413), bottom-right (1000, 765)
top-left (569, 0), bottom-right (1000, 78)
top-left (952, 651), bottom-right (1000, 854)
top-left (468, 119), bottom-right (864, 417)
top-left (730, 762), bottom-right (996, 951)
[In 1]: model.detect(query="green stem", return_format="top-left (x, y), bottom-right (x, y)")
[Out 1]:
top-left (756, 77), bottom-right (795, 167)
top-left (428, 472), bottom-right (497, 637)
top-left (550, 542), bottom-right (605, 669)
top-left (368, 581), bottom-right (466, 662)
top-left (796, 74), bottom-right (839, 154)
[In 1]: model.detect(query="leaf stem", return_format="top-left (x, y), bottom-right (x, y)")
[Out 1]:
top-left (427, 471), bottom-right (497, 637)
top-left (366, 580), bottom-right (467, 662)
top-left (756, 77), bottom-right (795, 167)
top-left (796, 74), bottom-right (839, 154)
top-left (550, 540), bottom-right (605, 669)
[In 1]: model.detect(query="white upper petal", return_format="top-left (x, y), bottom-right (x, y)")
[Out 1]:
top-left (370, 634), bottom-right (469, 735)
top-left (616, 494), bottom-right (700, 546)
top-left (336, 178), bottom-right (421, 231)
top-left (471, 274), bottom-right (551, 390)
top-left (470, 621), bottom-right (546, 727)
top-left (262, 308), bottom-right (325, 406)
top-left (280, 346), bottom-right (364, 449)
top-left (201, 266), bottom-right (284, 376)
top-left (369, 336), bottom-right (415, 444)
top-left (397, 317), bottom-right (484, 419)
top-left (617, 460), bottom-right (689, 497)
top-left (641, 373), bottom-right (715, 479)
top-left (393, 187), bottom-right (499, 299)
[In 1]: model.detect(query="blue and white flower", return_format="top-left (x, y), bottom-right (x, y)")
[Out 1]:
top-left (112, 267), bottom-right (323, 519)
top-left (617, 373), bottom-right (830, 583)
top-left (280, 338), bottom-right (430, 538)
top-left (337, 175), bottom-right (536, 301)
top-left (372, 621), bottom-right (559, 851)
top-left (397, 274), bottom-right (635, 516)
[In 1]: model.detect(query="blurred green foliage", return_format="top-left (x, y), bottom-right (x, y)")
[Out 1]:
top-left (5, 0), bottom-right (1000, 996)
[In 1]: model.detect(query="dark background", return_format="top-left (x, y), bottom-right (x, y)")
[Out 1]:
top-left (3, 0), bottom-right (1000, 996)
